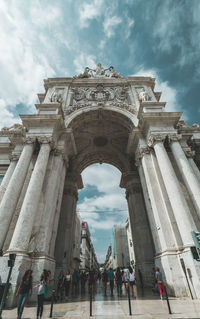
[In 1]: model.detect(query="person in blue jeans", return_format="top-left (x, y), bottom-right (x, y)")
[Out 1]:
top-left (16, 270), bottom-right (32, 319)
top-left (108, 268), bottom-right (114, 296)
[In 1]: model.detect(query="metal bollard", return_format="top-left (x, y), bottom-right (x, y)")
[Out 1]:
top-left (164, 285), bottom-right (172, 315)
top-left (127, 284), bottom-right (132, 316)
top-left (49, 289), bottom-right (55, 318)
top-left (89, 285), bottom-right (92, 317)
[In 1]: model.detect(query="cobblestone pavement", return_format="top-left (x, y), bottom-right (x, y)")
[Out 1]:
top-left (2, 284), bottom-right (200, 319)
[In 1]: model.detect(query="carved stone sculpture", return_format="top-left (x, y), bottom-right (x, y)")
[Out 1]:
top-left (108, 66), bottom-right (121, 78)
top-left (51, 89), bottom-right (63, 103)
top-left (139, 88), bottom-right (151, 102)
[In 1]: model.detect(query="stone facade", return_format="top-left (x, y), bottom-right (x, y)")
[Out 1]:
top-left (80, 221), bottom-right (98, 272)
top-left (0, 64), bottom-right (200, 305)
top-left (112, 225), bottom-right (130, 269)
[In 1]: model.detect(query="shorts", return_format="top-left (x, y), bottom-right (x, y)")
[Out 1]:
top-left (130, 280), bottom-right (135, 286)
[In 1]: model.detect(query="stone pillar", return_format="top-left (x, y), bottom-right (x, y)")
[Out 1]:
top-left (54, 174), bottom-right (78, 273)
top-left (0, 137), bottom-right (35, 249)
top-left (136, 144), bottom-right (192, 297)
top-left (168, 134), bottom-right (200, 218)
top-left (36, 149), bottom-right (67, 256)
top-left (0, 154), bottom-right (18, 203)
top-left (126, 172), bottom-right (154, 287)
top-left (8, 136), bottom-right (52, 253)
top-left (148, 133), bottom-right (197, 246)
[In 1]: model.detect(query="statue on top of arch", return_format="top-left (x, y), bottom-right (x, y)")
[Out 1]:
top-left (75, 63), bottom-right (121, 79)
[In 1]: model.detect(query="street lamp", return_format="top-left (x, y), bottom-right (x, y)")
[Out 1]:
top-left (0, 253), bottom-right (16, 319)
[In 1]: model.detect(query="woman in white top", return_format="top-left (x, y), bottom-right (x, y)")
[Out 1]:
top-left (127, 266), bottom-right (136, 298)
top-left (34, 270), bottom-right (48, 319)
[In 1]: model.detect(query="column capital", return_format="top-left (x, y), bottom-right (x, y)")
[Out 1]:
top-left (135, 146), bottom-right (151, 166)
top-left (183, 147), bottom-right (196, 158)
top-left (37, 136), bottom-right (54, 147)
top-left (9, 153), bottom-right (20, 161)
top-left (168, 133), bottom-right (182, 143)
top-left (24, 136), bottom-right (36, 145)
top-left (148, 133), bottom-right (167, 147)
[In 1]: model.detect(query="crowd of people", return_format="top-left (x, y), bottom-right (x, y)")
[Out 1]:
top-left (15, 265), bottom-right (165, 319)
top-left (55, 265), bottom-right (137, 300)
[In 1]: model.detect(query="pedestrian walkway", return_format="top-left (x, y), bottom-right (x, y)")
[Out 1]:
top-left (2, 283), bottom-right (200, 319)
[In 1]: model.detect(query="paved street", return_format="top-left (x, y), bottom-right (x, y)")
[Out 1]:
top-left (2, 284), bottom-right (200, 319)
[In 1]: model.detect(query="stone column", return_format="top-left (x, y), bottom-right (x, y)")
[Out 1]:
top-left (148, 133), bottom-right (197, 247)
top-left (168, 134), bottom-right (200, 218)
top-left (54, 174), bottom-right (78, 272)
top-left (8, 136), bottom-right (52, 253)
top-left (0, 154), bottom-right (19, 203)
top-left (0, 137), bottom-right (35, 249)
top-left (36, 149), bottom-right (68, 255)
top-left (126, 173), bottom-right (154, 287)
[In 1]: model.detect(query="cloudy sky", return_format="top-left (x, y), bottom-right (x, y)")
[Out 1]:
top-left (0, 0), bottom-right (200, 262)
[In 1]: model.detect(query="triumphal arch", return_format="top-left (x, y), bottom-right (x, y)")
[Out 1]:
top-left (0, 64), bottom-right (200, 304)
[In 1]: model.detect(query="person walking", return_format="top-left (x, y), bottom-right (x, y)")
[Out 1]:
top-left (88, 266), bottom-right (96, 297)
top-left (64, 270), bottom-right (71, 300)
top-left (16, 270), bottom-right (32, 319)
top-left (57, 271), bottom-right (65, 301)
top-left (72, 269), bottom-right (79, 297)
top-left (34, 269), bottom-right (48, 319)
top-left (80, 271), bottom-right (87, 294)
top-left (155, 267), bottom-right (165, 299)
top-left (108, 268), bottom-right (114, 296)
top-left (115, 267), bottom-right (122, 297)
top-left (127, 266), bottom-right (136, 298)
top-left (102, 269), bottom-right (108, 296)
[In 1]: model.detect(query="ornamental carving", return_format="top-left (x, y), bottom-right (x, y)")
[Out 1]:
top-left (136, 87), bottom-right (151, 102)
top-left (24, 136), bottom-right (36, 144)
top-left (37, 136), bottom-right (54, 147)
top-left (66, 84), bottom-right (136, 115)
top-left (148, 133), bottom-right (167, 147)
top-left (51, 88), bottom-right (64, 103)
top-left (135, 146), bottom-right (151, 166)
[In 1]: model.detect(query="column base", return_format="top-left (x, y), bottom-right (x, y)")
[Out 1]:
top-left (155, 248), bottom-right (200, 298)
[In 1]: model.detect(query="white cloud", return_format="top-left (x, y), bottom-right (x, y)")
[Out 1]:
top-left (103, 15), bottom-right (122, 38)
top-left (73, 53), bottom-right (96, 73)
top-left (0, 1), bottom-right (57, 128)
top-left (78, 164), bottom-right (128, 232)
top-left (79, 0), bottom-right (105, 28)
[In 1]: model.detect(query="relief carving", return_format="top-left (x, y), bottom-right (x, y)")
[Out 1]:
top-left (51, 88), bottom-right (64, 103)
top-left (66, 84), bottom-right (136, 115)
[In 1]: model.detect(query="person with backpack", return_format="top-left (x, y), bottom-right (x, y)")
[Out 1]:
top-left (127, 266), bottom-right (136, 298)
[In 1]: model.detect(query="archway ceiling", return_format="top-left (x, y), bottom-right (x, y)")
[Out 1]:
top-left (68, 109), bottom-right (134, 175)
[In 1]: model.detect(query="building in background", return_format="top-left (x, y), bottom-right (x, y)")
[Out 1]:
top-left (125, 218), bottom-right (135, 267)
top-left (112, 225), bottom-right (130, 269)
top-left (80, 221), bottom-right (98, 272)
top-left (105, 245), bottom-right (113, 270)
top-left (71, 213), bottom-right (81, 270)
